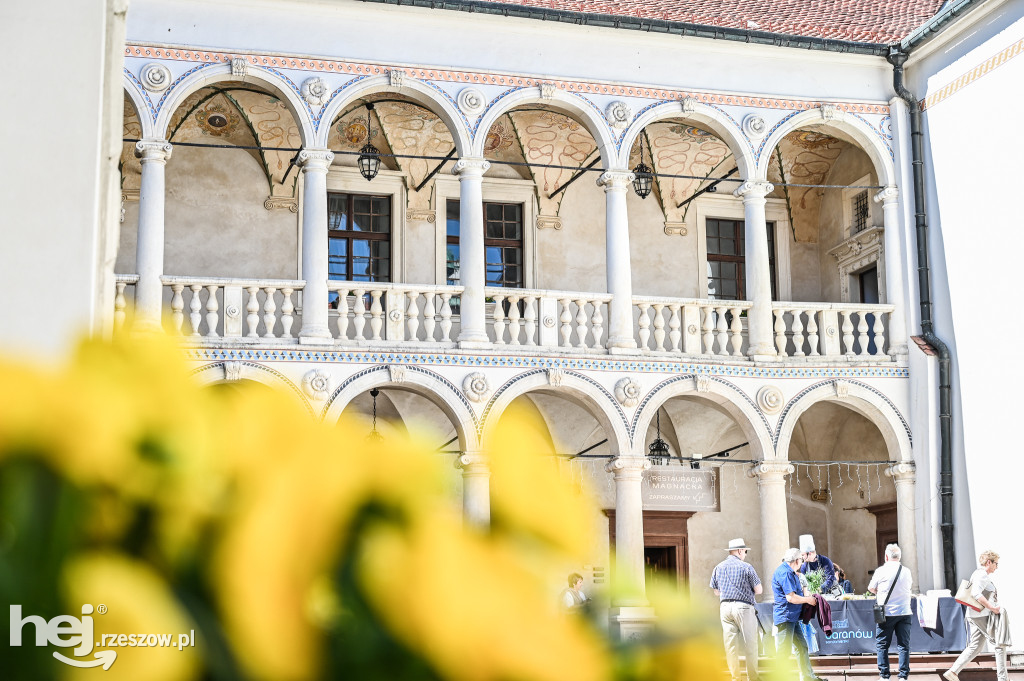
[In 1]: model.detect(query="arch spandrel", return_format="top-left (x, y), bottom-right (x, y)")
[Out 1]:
top-left (774, 380), bottom-right (912, 464)
top-left (123, 74), bottom-right (157, 140)
top-left (480, 370), bottom-right (630, 456)
top-left (191, 362), bottom-right (312, 416)
top-left (321, 366), bottom-right (479, 453)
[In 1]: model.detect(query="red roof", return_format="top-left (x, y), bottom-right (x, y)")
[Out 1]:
top-left (461, 0), bottom-right (945, 44)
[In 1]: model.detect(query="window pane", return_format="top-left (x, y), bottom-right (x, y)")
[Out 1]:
top-left (504, 247), bottom-right (521, 265)
top-left (486, 203), bottom-right (502, 221)
top-left (485, 246), bottom-right (502, 264)
top-left (352, 240), bottom-right (370, 258)
top-left (505, 203), bottom-right (521, 223)
top-left (371, 241), bottom-right (390, 258)
top-left (719, 237), bottom-right (736, 256)
top-left (447, 200), bottom-right (460, 238)
top-left (354, 196), bottom-right (371, 214)
top-left (327, 194), bottom-right (348, 231)
top-left (329, 239), bottom-right (347, 258)
top-left (372, 215), bottom-right (389, 233)
top-left (446, 244), bottom-right (460, 285)
top-left (720, 262), bottom-right (735, 278)
top-left (721, 279), bottom-right (737, 297)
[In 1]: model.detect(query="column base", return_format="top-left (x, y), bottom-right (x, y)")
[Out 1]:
top-left (608, 341), bottom-right (640, 355)
top-left (298, 333), bottom-right (334, 345)
top-left (458, 337), bottom-right (491, 350)
top-left (608, 606), bottom-right (656, 641)
top-left (130, 319), bottom-right (164, 336)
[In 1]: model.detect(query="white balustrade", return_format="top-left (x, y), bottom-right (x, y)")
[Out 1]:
top-left (633, 296), bottom-right (752, 357)
top-left (157, 276), bottom-right (304, 340)
top-left (772, 303), bottom-right (894, 359)
top-left (113, 274), bottom-right (139, 333)
top-left (327, 282), bottom-right (463, 344)
top-left (487, 287), bottom-right (612, 349)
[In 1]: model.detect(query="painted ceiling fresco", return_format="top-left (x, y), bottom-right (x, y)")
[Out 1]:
top-left (122, 90), bottom-right (863, 238)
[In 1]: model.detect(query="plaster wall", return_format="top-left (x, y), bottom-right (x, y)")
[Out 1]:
top-left (913, 3), bottom-right (1024, 646)
top-left (818, 151), bottom-right (878, 303)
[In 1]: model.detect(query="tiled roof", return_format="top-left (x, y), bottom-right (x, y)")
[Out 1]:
top-left (455, 0), bottom-right (946, 44)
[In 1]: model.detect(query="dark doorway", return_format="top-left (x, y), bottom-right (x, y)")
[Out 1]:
top-left (644, 546), bottom-right (678, 584)
top-left (859, 267), bottom-right (880, 354)
top-left (607, 510), bottom-right (693, 587)
top-left (867, 501), bottom-right (898, 566)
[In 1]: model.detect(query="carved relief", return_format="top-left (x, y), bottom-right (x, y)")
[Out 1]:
top-left (663, 222), bottom-right (687, 236)
top-left (140, 63), bottom-right (172, 92)
top-left (605, 100), bottom-right (632, 129)
top-left (834, 379), bottom-right (850, 399)
top-left (547, 368), bottom-right (564, 387)
top-left (463, 372), bottom-right (490, 402)
top-left (407, 210), bottom-right (436, 223)
top-left (742, 114), bottom-right (767, 139)
top-left (223, 361), bottom-right (243, 383)
top-left (302, 369), bottom-right (331, 400)
top-left (756, 385), bottom-right (784, 414)
top-left (301, 77), bottom-right (329, 107)
top-left (264, 196), bottom-right (298, 213)
top-left (681, 96), bottom-right (698, 113)
top-left (695, 375), bottom-right (711, 393)
top-left (614, 377), bottom-right (641, 408)
top-left (388, 365), bottom-right (407, 384)
top-left (231, 57), bottom-right (248, 78)
top-left (388, 69), bottom-right (405, 89)
top-left (819, 104), bottom-right (845, 122)
top-left (539, 82), bottom-right (556, 99)
top-left (537, 216), bottom-right (562, 230)
top-left (457, 87), bottom-right (485, 115)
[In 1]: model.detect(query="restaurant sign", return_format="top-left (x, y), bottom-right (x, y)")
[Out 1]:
top-left (641, 468), bottom-right (720, 512)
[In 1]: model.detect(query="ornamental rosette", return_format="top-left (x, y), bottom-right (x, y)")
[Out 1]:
top-left (742, 114), bottom-right (767, 139)
top-left (756, 385), bottom-right (784, 414)
top-left (605, 100), bottom-right (632, 129)
top-left (301, 77), bottom-right (329, 107)
top-left (457, 88), bottom-right (485, 115)
top-left (462, 372), bottom-right (490, 403)
top-left (302, 369), bottom-right (331, 400)
top-left (140, 63), bottom-right (172, 92)
top-left (614, 377), bottom-right (641, 408)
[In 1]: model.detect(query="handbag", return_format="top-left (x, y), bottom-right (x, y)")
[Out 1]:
top-left (954, 579), bottom-right (983, 612)
top-left (873, 565), bottom-right (903, 625)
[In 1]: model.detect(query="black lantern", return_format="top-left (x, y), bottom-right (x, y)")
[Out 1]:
top-left (648, 410), bottom-right (670, 465)
top-left (366, 387), bottom-right (384, 443)
top-left (632, 135), bottom-right (653, 199)
top-left (358, 102), bottom-right (381, 181)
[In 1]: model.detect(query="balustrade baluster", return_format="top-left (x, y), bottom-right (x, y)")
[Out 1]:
top-left (669, 305), bottom-right (681, 352)
top-left (590, 300), bottom-right (604, 349)
top-left (715, 306), bottom-right (729, 355)
top-left (508, 295), bottom-right (521, 345)
top-left (369, 290), bottom-right (383, 341)
top-left (791, 309), bottom-right (805, 357)
top-left (440, 293), bottom-right (453, 341)
top-left (262, 287), bottom-right (277, 338)
top-left (245, 286), bottom-right (260, 338)
top-left (857, 311), bottom-right (870, 357)
top-left (774, 308), bottom-right (788, 356)
top-left (189, 285), bottom-right (203, 337)
top-left (114, 282), bottom-right (129, 331)
top-left (842, 311), bottom-right (855, 355)
top-left (574, 299), bottom-right (588, 348)
top-left (701, 305), bottom-right (715, 354)
top-left (523, 296), bottom-right (537, 345)
top-left (806, 310), bottom-right (819, 356)
top-left (170, 284), bottom-right (184, 334)
top-left (492, 294), bottom-right (506, 345)
top-left (637, 303), bottom-right (651, 350)
top-left (422, 293), bottom-right (436, 341)
top-left (336, 289), bottom-right (349, 340)
top-left (352, 289), bottom-right (366, 341)
top-left (281, 288), bottom-right (295, 338)
top-left (559, 298), bottom-right (572, 347)
top-left (653, 304), bottom-right (666, 351)
top-left (406, 291), bottom-right (421, 341)
top-left (730, 306), bottom-right (744, 356)
top-left (873, 312), bottom-right (887, 357)
top-left (205, 285), bottom-right (220, 338)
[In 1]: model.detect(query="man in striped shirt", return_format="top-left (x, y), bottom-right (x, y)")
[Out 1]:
top-left (711, 538), bottom-right (764, 681)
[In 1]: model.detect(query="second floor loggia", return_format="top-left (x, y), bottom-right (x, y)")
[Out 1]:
top-left (117, 78), bottom-right (908, 363)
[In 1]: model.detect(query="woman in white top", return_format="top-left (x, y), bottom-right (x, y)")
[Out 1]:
top-left (944, 550), bottom-right (1011, 681)
top-left (561, 572), bottom-right (589, 612)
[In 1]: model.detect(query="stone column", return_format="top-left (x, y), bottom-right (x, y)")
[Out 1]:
top-left (133, 139), bottom-right (173, 333)
top-left (454, 158), bottom-right (490, 347)
top-left (750, 461), bottom-right (794, 579)
top-left (597, 170), bottom-right (637, 351)
top-left (297, 149), bottom-right (335, 344)
top-left (887, 462), bottom-right (919, 586)
top-left (734, 181), bottom-right (777, 359)
top-left (606, 453), bottom-right (655, 640)
top-left (457, 452), bottom-right (490, 527)
top-left (875, 186), bottom-right (909, 359)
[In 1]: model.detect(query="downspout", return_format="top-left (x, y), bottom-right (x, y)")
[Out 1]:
top-left (886, 48), bottom-right (956, 591)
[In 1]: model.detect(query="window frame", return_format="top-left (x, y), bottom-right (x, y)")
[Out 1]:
top-left (326, 191), bottom-right (394, 284)
top-left (445, 199), bottom-right (525, 290)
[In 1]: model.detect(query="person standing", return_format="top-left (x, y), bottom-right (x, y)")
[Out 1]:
top-left (944, 551), bottom-right (1012, 681)
top-left (711, 538), bottom-right (763, 681)
top-left (868, 543), bottom-right (913, 680)
top-left (561, 572), bottom-right (589, 612)
top-left (772, 548), bottom-right (823, 681)
top-left (798, 534), bottom-right (836, 594)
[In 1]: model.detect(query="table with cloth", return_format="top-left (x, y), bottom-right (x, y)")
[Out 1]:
top-left (752, 597), bottom-right (967, 655)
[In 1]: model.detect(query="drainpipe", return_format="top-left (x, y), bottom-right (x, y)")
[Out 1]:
top-left (886, 48), bottom-right (956, 591)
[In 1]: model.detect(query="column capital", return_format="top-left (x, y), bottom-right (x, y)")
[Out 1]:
top-left (733, 180), bottom-right (774, 199)
top-left (886, 461), bottom-right (916, 481)
top-left (605, 455), bottom-right (651, 475)
top-left (748, 461), bottom-right (794, 479)
top-left (453, 158), bottom-right (490, 176)
top-left (596, 169), bottom-right (635, 190)
top-left (456, 452), bottom-right (489, 470)
top-left (134, 139), bottom-right (172, 162)
top-left (297, 148), bottom-right (335, 170)
top-left (874, 185), bottom-right (899, 204)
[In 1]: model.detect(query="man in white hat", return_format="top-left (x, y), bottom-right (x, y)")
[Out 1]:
top-left (711, 538), bottom-right (764, 681)
top-left (798, 534), bottom-right (836, 594)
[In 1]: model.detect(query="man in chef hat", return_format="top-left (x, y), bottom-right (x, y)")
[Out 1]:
top-left (799, 534), bottom-right (836, 594)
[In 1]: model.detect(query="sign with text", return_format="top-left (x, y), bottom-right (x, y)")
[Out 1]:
top-left (641, 468), bottom-right (720, 512)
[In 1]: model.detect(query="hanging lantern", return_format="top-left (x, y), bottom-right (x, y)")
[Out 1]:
top-left (632, 134), bottom-right (653, 199)
top-left (358, 102), bottom-right (381, 181)
top-left (648, 410), bottom-right (670, 465)
top-left (366, 388), bottom-right (384, 443)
